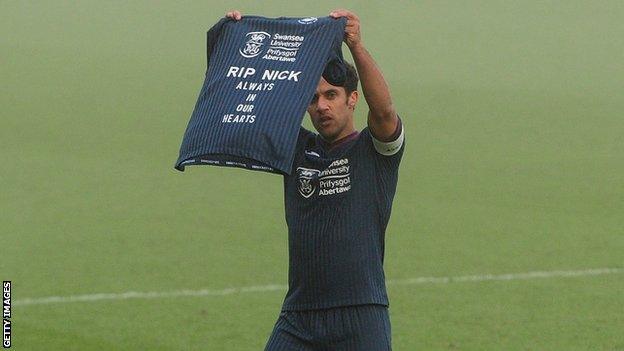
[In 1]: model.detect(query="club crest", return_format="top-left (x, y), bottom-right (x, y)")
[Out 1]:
top-left (296, 167), bottom-right (320, 198)
top-left (239, 31), bottom-right (271, 58)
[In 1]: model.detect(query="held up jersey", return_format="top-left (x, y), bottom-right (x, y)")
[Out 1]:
top-left (175, 16), bottom-right (347, 175)
top-left (281, 119), bottom-right (405, 310)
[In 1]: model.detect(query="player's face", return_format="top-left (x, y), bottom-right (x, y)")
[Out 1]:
top-left (307, 77), bottom-right (358, 143)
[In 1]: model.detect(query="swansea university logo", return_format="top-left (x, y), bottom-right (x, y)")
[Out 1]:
top-left (296, 167), bottom-right (320, 198)
top-left (239, 31), bottom-right (271, 58)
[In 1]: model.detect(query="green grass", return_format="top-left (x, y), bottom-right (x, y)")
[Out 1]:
top-left (2, 1), bottom-right (623, 350)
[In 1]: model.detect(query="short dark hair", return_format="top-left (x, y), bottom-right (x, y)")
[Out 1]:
top-left (342, 62), bottom-right (359, 95)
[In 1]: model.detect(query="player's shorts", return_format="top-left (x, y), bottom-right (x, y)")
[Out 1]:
top-left (264, 304), bottom-right (391, 351)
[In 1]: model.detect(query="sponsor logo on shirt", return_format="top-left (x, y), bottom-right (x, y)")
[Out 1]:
top-left (239, 31), bottom-right (306, 63)
top-left (296, 158), bottom-right (352, 198)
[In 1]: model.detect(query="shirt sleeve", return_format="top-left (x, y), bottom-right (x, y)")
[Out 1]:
top-left (369, 118), bottom-right (405, 221)
top-left (371, 117), bottom-right (405, 156)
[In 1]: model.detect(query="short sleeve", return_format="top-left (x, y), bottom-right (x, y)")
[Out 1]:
top-left (367, 123), bottom-right (405, 223)
top-left (371, 117), bottom-right (405, 156)
top-left (361, 121), bottom-right (406, 171)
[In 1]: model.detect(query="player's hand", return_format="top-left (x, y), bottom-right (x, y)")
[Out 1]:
top-left (225, 10), bottom-right (242, 21)
top-left (329, 9), bottom-right (362, 49)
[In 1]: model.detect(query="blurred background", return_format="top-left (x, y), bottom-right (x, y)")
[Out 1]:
top-left (1, 1), bottom-right (623, 350)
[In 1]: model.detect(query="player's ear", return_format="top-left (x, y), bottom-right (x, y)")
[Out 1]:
top-left (347, 90), bottom-right (358, 110)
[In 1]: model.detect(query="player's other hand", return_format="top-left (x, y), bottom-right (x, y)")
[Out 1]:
top-left (225, 10), bottom-right (242, 21)
top-left (329, 9), bottom-right (362, 49)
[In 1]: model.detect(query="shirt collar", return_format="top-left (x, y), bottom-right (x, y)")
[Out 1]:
top-left (318, 130), bottom-right (360, 152)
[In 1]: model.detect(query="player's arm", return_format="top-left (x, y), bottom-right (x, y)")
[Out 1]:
top-left (330, 9), bottom-right (402, 147)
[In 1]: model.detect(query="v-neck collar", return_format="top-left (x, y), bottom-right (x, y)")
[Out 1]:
top-left (316, 130), bottom-right (360, 154)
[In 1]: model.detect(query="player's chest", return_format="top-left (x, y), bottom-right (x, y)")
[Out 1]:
top-left (287, 149), bottom-right (374, 203)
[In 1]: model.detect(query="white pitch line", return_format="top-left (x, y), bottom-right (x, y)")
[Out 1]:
top-left (387, 267), bottom-right (623, 285)
top-left (13, 267), bottom-right (623, 307)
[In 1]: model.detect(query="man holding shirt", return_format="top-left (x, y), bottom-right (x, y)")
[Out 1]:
top-left (226, 9), bottom-right (405, 350)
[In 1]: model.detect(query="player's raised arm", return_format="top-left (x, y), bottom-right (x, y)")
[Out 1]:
top-left (329, 9), bottom-right (400, 143)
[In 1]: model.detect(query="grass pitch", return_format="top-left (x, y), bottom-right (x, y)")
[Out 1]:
top-left (2, 1), bottom-right (623, 350)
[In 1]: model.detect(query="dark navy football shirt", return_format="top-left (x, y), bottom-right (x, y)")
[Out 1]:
top-left (281, 119), bottom-right (405, 310)
top-left (175, 16), bottom-right (347, 175)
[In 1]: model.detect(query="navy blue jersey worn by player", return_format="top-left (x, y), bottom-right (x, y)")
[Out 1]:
top-left (175, 16), bottom-right (347, 175)
top-left (281, 118), bottom-right (405, 311)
